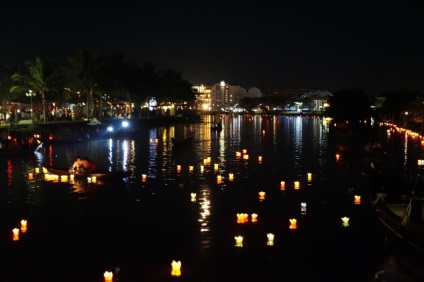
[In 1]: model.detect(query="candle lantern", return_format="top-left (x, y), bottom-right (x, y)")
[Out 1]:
top-left (341, 217), bottom-right (350, 227)
top-left (267, 233), bottom-right (275, 246)
top-left (243, 154), bottom-right (249, 160)
top-left (217, 175), bottom-right (222, 184)
top-left (141, 174), bottom-right (147, 182)
top-left (103, 271), bottom-right (113, 281)
top-left (251, 213), bottom-right (258, 223)
top-left (177, 165), bottom-right (181, 172)
top-left (21, 219), bottom-right (28, 233)
top-left (60, 175), bottom-right (68, 182)
top-left (307, 173), bottom-right (312, 182)
top-left (242, 149), bottom-right (247, 154)
top-left (289, 218), bottom-right (297, 229)
top-left (294, 181), bottom-right (300, 190)
top-left (280, 181), bottom-right (285, 191)
top-left (12, 228), bottom-right (19, 241)
top-left (258, 156), bottom-right (263, 163)
top-left (300, 202), bottom-right (307, 214)
top-left (229, 173), bottom-right (234, 181)
top-left (354, 195), bottom-right (361, 205)
top-left (236, 151), bottom-right (242, 158)
top-left (35, 167), bottom-right (40, 174)
top-left (171, 260), bottom-right (182, 277)
top-left (214, 163), bottom-right (219, 171)
top-left (28, 173), bottom-right (34, 180)
top-left (190, 193), bottom-right (196, 202)
top-left (189, 165), bottom-right (194, 173)
top-left (237, 213), bottom-right (248, 224)
top-left (200, 165), bottom-right (204, 173)
top-left (92, 176), bottom-right (97, 183)
top-left (235, 236), bottom-right (243, 247)
top-left (258, 191), bottom-right (266, 201)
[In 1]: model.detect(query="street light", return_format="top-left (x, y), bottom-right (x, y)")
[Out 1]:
top-left (26, 90), bottom-right (36, 122)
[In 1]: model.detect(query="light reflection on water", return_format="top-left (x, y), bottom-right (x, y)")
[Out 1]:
top-left (2, 116), bottom-right (423, 280)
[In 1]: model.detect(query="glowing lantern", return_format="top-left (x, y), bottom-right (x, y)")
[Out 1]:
top-left (229, 173), bottom-right (234, 181)
top-left (237, 213), bottom-right (248, 224)
top-left (236, 151), bottom-right (242, 157)
top-left (217, 175), bottom-right (222, 184)
top-left (242, 149), bottom-right (247, 154)
top-left (12, 228), bottom-right (19, 241)
top-left (177, 165), bottom-right (181, 172)
top-left (60, 175), bottom-right (68, 182)
top-left (171, 260), bottom-right (182, 277)
top-left (200, 165), bottom-right (204, 173)
top-left (69, 174), bottom-right (75, 182)
top-left (214, 163), bottom-right (219, 171)
top-left (20, 219), bottom-right (27, 233)
top-left (267, 233), bottom-right (275, 246)
top-left (92, 176), bottom-right (97, 183)
top-left (300, 202), bottom-right (307, 214)
top-left (342, 217), bottom-right (350, 227)
top-left (294, 181), bottom-right (300, 190)
top-left (141, 174), bottom-right (147, 182)
top-left (42, 167), bottom-right (48, 174)
top-left (104, 271), bottom-right (113, 281)
top-left (354, 195), bottom-right (361, 205)
top-left (258, 191), bottom-right (266, 201)
top-left (190, 193), bottom-right (196, 202)
top-left (289, 218), bottom-right (297, 229)
top-left (155, 138), bottom-right (158, 144)
top-left (28, 173), bottom-right (34, 180)
top-left (258, 156), bottom-right (263, 163)
top-left (243, 154), bottom-right (249, 160)
top-left (280, 181), bottom-right (285, 191)
top-left (307, 173), bottom-right (312, 182)
top-left (189, 165), bottom-right (194, 173)
top-left (336, 153), bottom-right (340, 161)
top-left (235, 236), bottom-right (243, 247)
top-left (87, 177), bottom-right (92, 183)
top-left (35, 167), bottom-right (40, 174)
top-left (251, 213), bottom-right (258, 223)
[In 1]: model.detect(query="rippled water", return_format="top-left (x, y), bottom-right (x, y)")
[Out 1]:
top-left (0, 115), bottom-right (420, 281)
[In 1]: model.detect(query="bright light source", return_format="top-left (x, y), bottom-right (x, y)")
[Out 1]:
top-left (122, 121), bottom-right (129, 128)
top-left (107, 126), bottom-right (114, 132)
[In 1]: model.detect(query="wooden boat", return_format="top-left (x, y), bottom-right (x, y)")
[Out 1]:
top-left (42, 165), bottom-right (131, 183)
top-left (370, 168), bottom-right (424, 280)
top-left (171, 135), bottom-right (193, 145)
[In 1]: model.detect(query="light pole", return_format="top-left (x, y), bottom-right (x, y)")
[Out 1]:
top-left (26, 90), bottom-right (36, 122)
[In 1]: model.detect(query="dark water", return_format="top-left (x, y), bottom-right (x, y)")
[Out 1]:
top-left (0, 115), bottom-right (419, 281)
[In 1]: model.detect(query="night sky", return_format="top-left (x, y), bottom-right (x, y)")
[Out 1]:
top-left (1, 1), bottom-right (423, 95)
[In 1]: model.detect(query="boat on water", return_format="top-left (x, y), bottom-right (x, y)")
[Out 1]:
top-left (42, 165), bottom-right (131, 183)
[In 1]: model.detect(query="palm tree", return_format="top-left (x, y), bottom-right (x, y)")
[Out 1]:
top-left (10, 57), bottom-right (63, 122)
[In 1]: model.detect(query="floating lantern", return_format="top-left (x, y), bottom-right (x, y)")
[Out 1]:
top-left (251, 213), bottom-right (258, 223)
top-left (70, 174), bottom-right (75, 182)
top-left (418, 159), bottom-right (424, 166)
top-left (171, 260), bottom-right (182, 277)
top-left (229, 173), bottom-right (234, 181)
top-left (354, 195), bottom-right (361, 205)
top-left (28, 173), bottom-right (34, 180)
top-left (243, 154), bottom-right (249, 160)
top-left (177, 165), bottom-right (181, 172)
top-left (42, 167), bottom-right (48, 174)
top-left (217, 175), bottom-right (222, 184)
top-left (141, 174), bottom-right (147, 182)
top-left (214, 163), bottom-right (219, 171)
top-left (149, 138), bottom-right (153, 143)
top-left (12, 228), bottom-right (19, 241)
top-left (258, 191), bottom-right (266, 201)
top-left (60, 175), bottom-right (68, 183)
top-left (155, 138), bottom-right (158, 144)
top-left (189, 165), bottom-right (194, 173)
top-left (92, 176), bottom-right (97, 183)
top-left (242, 149), bottom-right (247, 154)
top-left (236, 151), bottom-right (242, 157)
top-left (20, 219), bottom-right (27, 233)
top-left (103, 271), bottom-right (113, 281)
top-left (258, 156), bottom-right (263, 163)
top-left (280, 181), bottom-right (285, 191)
top-left (300, 202), bottom-right (307, 214)
top-left (294, 181), bottom-right (300, 190)
top-left (336, 153), bottom-right (340, 161)
top-left (237, 213), bottom-right (248, 224)
top-left (267, 233), bottom-right (275, 246)
top-left (87, 177), bottom-right (92, 183)
top-left (190, 193), bottom-right (196, 202)
top-left (342, 217), bottom-right (350, 227)
top-left (289, 218), bottom-right (297, 229)
top-left (307, 173), bottom-right (312, 182)
top-left (235, 236), bottom-right (243, 247)
top-left (200, 165), bottom-right (204, 173)
top-left (35, 167), bottom-right (40, 174)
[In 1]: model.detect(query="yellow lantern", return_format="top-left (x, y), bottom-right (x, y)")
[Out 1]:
top-left (307, 172), bottom-right (312, 182)
top-left (258, 191), bottom-right (266, 201)
top-left (103, 270), bottom-right (113, 281)
top-left (251, 213), bottom-right (258, 223)
top-left (69, 174), bottom-right (75, 182)
top-left (189, 165), bottom-right (194, 172)
top-left (177, 165), bottom-right (181, 172)
top-left (217, 175), bottom-right (222, 184)
top-left (35, 167), bottom-right (40, 174)
top-left (42, 167), bottom-right (48, 174)
top-left (354, 195), bottom-right (361, 205)
top-left (171, 260), bottom-right (182, 277)
top-left (229, 173), bottom-right (234, 181)
top-left (60, 175), bottom-right (68, 182)
top-left (236, 151), bottom-right (242, 157)
top-left (214, 163), bottom-right (219, 171)
top-left (242, 149), bottom-right (247, 154)
top-left (190, 193), bottom-right (196, 202)
top-left (289, 218), bottom-right (297, 229)
top-left (267, 233), bottom-right (274, 246)
top-left (200, 165), bottom-right (204, 173)
top-left (20, 219), bottom-right (28, 233)
top-left (12, 228), bottom-right (19, 241)
top-left (235, 235), bottom-right (243, 247)
top-left (294, 181), bottom-right (300, 190)
top-left (92, 176), bottom-right (97, 183)
top-left (141, 174), bottom-right (147, 182)
top-left (258, 156), bottom-right (263, 163)
top-left (342, 217), bottom-right (350, 227)
top-left (280, 181), bottom-right (285, 191)
top-left (243, 154), bottom-right (249, 160)
top-left (28, 172), bottom-right (34, 180)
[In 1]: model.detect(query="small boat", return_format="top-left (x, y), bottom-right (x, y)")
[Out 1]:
top-left (42, 165), bottom-right (131, 183)
top-left (211, 122), bottom-right (223, 131)
top-left (171, 135), bottom-right (193, 145)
